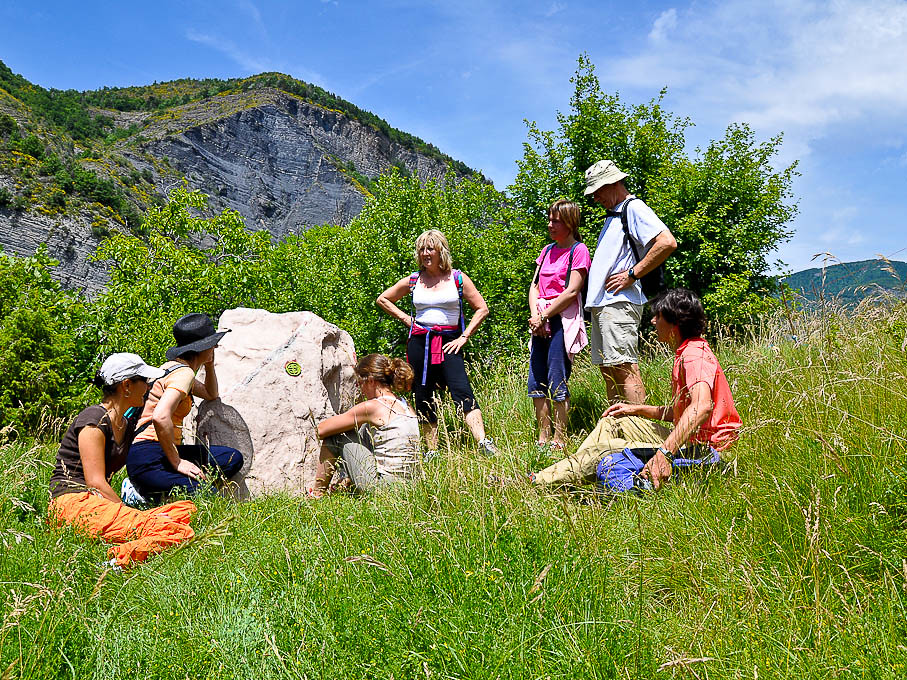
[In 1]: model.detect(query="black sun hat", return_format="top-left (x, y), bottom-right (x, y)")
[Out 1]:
top-left (165, 313), bottom-right (230, 361)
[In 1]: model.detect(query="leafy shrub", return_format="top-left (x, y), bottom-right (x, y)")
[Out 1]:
top-left (39, 153), bottom-right (63, 176)
top-left (91, 222), bottom-right (111, 238)
top-left (19, 134), bottom-right (46, 161)
top-left (47, 188), bottom-right (66, 209)
top-left (0, 60), bottom-right (112, 140)
top-left (54, 169), bottom-right (74, 193)
top-left (0, 187), bottom-right (11, 208)
top-left (0, 247), bottom-right (99, 435)
top-left (0, 113), bottom-right (17, 138)
top-left (91, 175), bottom-right (536, 364)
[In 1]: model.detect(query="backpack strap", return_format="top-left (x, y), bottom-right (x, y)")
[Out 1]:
top-left (452, 269), bottom-right (465, 332)
top-left (408, 270), bottom-right (466, 333)
top-left (618, 197), bottom-right (642, 263)
top-left (407, 272), bottom-right (420, 338)
top-left (452, 269), bottom-right (464, 298)
top-left (564, 242), bottom-right (579, 286)
top-left (532, 244), bottom-right (556, 285)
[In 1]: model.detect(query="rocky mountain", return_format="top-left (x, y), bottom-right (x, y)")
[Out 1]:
top-left (0, 63), bottom-right (479, 291)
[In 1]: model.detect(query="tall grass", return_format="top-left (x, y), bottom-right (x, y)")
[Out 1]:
top-left (1, 301), bottom-right (906, 679)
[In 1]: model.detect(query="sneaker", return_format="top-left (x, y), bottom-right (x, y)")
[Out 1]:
top-left (477, 437), bottom-right (498, 456)
top-left (120, 477), bottom-right (147, 507)
top-left (98, 557), bottom-right (123, 573)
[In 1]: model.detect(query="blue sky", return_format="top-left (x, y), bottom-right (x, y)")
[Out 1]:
top-left (2, 0), bottom-right (906, 273)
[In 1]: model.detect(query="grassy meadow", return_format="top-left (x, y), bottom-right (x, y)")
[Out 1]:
top-left (1, 302), bottom-right (906, 679)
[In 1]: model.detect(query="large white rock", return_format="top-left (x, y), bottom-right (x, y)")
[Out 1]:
top-left (193, 308), bottom-right (357, 498)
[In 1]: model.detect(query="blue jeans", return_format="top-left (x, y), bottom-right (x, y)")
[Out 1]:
top-left (127, 441), bottom-right (244, 504)
top-left (528, 315), bottom-right (572, 402)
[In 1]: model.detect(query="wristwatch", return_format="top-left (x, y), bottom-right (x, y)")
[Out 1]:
top-left (628, 267), bottom-right (638, 280)
top-left (657, 445), bottom-right (673, 461)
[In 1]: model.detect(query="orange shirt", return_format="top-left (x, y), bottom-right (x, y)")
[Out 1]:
top-left (133, 362), bottom-right (196, 446)
top-left (672, 338), bottom-right (741, 450)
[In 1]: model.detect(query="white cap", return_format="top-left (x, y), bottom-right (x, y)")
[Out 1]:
top-left (98, 353), bottom-right (165, 386)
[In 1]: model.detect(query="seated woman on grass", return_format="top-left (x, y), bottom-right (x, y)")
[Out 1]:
top-left (48, 353), bottom-right (197, 569)
top-left (313, 354), bottom-right (421, 497)
top-left (531, 288), bottom-right (741, 491)
top-left (126, 313), bottom-right (243, 504)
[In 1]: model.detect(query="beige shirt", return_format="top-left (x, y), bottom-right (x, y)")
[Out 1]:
top-left (132, 362), bottom-right (196, 446)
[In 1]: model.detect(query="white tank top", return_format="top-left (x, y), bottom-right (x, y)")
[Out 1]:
top-left (412, 275), bottom-right (460, 327)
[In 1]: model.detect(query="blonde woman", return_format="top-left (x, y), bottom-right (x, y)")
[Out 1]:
top-left (377, 229), bottom-right (497, 456)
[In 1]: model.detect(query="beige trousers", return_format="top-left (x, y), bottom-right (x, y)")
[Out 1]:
top-left (532, 415), bottom-right (671, 486)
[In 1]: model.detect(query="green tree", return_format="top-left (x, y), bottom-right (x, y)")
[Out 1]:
top-left (509, 54), bottom-right (798, 328)
top-left (272, 169), bottom-right (532, 361)
top-left (91, 174), bottom-right (536, 364)
top-left (91, 185), bottom-right (275, 362)
top-left (0, 247), bottom-right (98, 434)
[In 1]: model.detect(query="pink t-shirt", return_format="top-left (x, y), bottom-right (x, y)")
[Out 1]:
top-left (671, 338), bottom-right (742, 450)
top-left (535, 243), bottom-right (591, 300)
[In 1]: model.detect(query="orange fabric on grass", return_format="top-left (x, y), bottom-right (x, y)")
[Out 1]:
top-left (50, 492), bottom-right (196, 568)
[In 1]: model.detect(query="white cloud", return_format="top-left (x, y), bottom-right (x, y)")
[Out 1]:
top-left (545, 2), bottom-right (567, 18)
top-left (648, 8), bottom-right (677, 42)
top-left (237, 0), bottom-right (268, 40)
top-left (185, 29), bottom-right (323, 84)
top-left (346, 56), bottom-right (429, 96)
top-left (608, 0), bottom-right (907, 152)
top-left (185, 30), bottom-right (270, 73)
top-left (820, 226), bottom-right (864, 246)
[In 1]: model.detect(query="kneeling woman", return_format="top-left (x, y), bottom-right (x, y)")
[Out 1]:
top-left (313, 354), bottom-right (421, 497)
top-left (48, 353), bottom-right (197, 568)
top-left (127, 313), bottom-right (243, 503)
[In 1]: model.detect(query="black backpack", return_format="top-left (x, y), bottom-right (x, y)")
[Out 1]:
top-left (608, 197), bottom-right (666, 299)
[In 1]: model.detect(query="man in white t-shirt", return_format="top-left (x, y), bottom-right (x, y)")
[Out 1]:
top-left (583, 160), bottom-right (677, 404)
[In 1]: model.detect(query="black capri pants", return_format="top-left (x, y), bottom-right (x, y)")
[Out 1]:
top-left (407, 330), bottom-right (479, 423)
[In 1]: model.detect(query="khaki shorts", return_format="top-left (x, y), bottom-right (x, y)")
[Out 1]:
top-left (589, 301), bottom-right (643, 366)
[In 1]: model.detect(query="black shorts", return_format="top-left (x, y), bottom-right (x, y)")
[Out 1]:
top-left (407, 332), bottom-right (479, 423)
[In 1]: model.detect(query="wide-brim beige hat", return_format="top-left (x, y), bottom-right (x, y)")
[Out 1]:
top-left (583, 160), bottom-right (628, 195)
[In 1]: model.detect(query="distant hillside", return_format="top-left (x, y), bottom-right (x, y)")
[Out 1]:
top-left (0, 60), bottom-right (481, 290)
top-left (783, 258), bottom-right (907, 304)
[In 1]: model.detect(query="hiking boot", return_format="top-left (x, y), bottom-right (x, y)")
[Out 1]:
top-left (478, 437), bottom-right (498, 456)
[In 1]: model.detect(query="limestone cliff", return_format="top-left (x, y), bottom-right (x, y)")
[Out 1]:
top-left (0, 79), bottom-right (475, 291)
